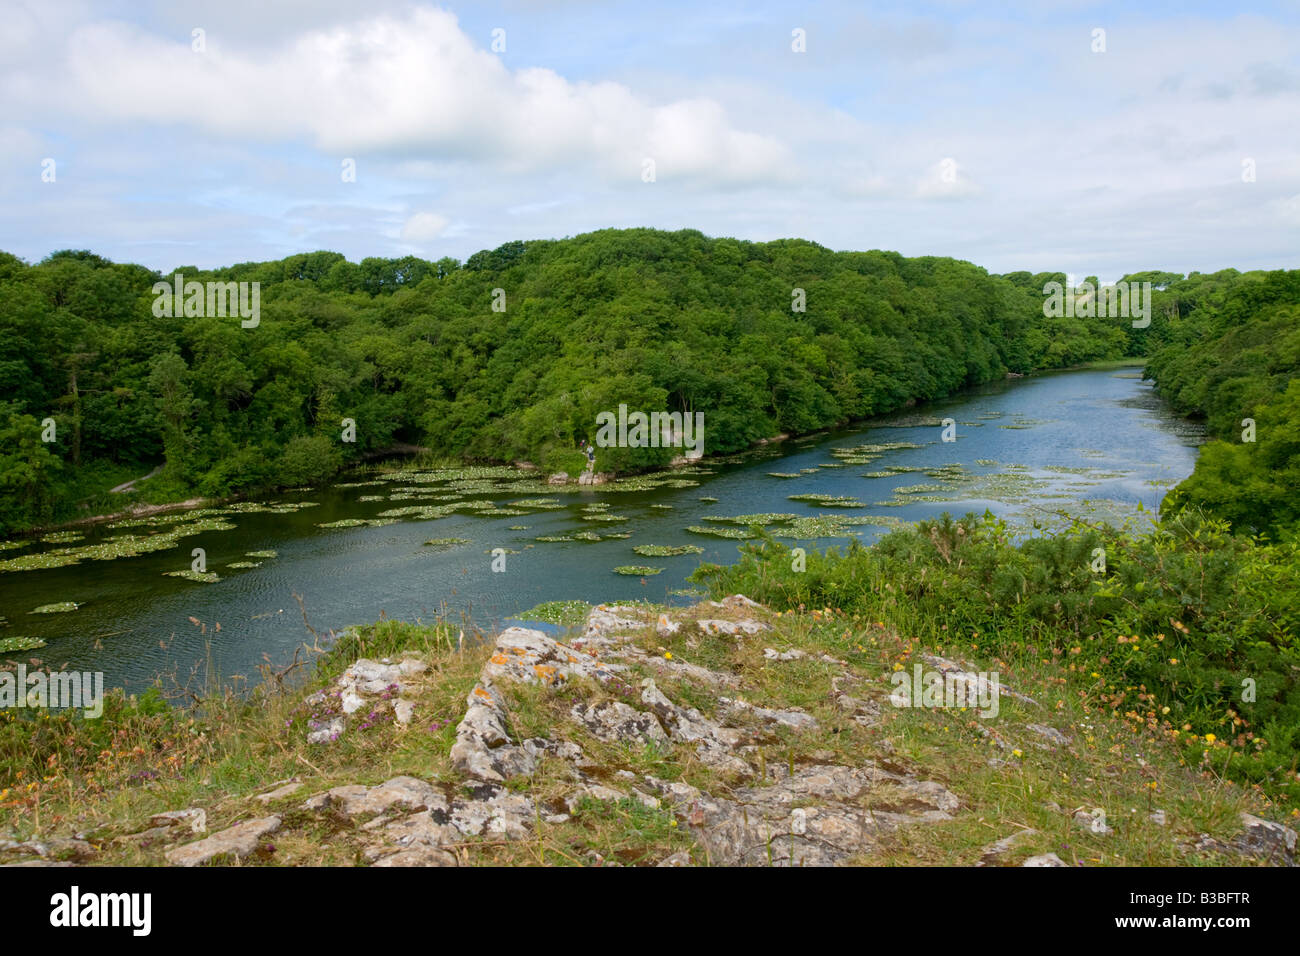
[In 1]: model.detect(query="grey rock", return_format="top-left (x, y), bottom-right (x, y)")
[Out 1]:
top-left (1026, 723), bottom-right (1071, 747)
top-left (150, 808), bottom-right (207, 833)
top-left (922, 654), bottom-right (1038, 706)
top-left (639, 679), bottom-right (727, 743)
top-left (1072, 808), bottom-right (1113, 835)
top-left (0, 837), bottom-right (95, 862)
top-left (303, 776), bottom-right (444, 819)
top-left (977, 828), bottom-right (1037, 866)
top-left (254, 783), bottom-right (301, 805)
top-left (450, 682), bottom-right (537, 782)
top-left (1022, 852), bottom-right (1068, 867)
top-left (367, 811), bottom-right (460, 856)
top-left (1232, 812), bottom-right (1296, 865)
top-left (3, 859), bottom-right (75, 867)
top-left (565, 784), bottom-right (628, 813)
top-left (164, 816), bottom-right (281, 867)
top-left (683, 763), bottom-right (959, 866)
top-left (719, 696), bottom-right (817, 730)
top-left (657, 850), bottom-right (694, 867)
top-left (307, 716), bottom-right (345, 744)
top-left (449, 783), bottom-right (533, 839)
top-left (372, 845), bottom-right (458, 866)
top-left (398, 658), bottom-right (428, 677)
top-left (346, 659), bottom-right (403, 686)
top-left (656, 614), bottom-right (680, 637)
top-left (570, 699), bottom-right (670, 746)
top-left (697, 618), bottom-right (767, 636)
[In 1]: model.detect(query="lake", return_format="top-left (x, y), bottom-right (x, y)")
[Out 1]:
top-left (0, 365), bottom-right (1204, 694)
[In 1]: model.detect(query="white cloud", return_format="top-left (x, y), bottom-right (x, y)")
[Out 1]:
top-left (37, 7), bottom-right (790, 187)
top-left (400, 211), bottom-right (450, 241)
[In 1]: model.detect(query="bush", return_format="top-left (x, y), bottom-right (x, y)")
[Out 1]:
top-left (692, 512), bottom-right (1300, 802)
top-left (274, 435), bottom-right (343, 487)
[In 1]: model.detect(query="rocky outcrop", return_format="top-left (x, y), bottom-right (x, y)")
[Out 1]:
top-left (70, 593), bottom-right (1298, 869)
top-left (433, 598), bottom-right (961, 866)
top-left (303, 654), bottom-right (428, 744)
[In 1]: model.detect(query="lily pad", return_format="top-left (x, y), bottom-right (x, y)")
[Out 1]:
top-left (633, 544), bottom-right (704, 557)
top-left (30, 602), bottom-right (79, 614)
top-left (164, 569), bottom-right (221, 583)
top-left (40, 531), bottom-right (85, 544)
top-left (0, 635), bottom-right (46, 653)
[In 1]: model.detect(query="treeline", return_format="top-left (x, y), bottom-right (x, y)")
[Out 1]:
top-left (1143, 269), bottom-right (1300, 538)
top-left (0, 228), bottom-right (1272, 533)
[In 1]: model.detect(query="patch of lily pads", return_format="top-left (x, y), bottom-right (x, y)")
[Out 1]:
top-left (423, 537), bottom-right (470, 550)
top-left (40, 531), bottom-right (84, 544)
top-left (613, 565), bottom-right (663, 576)
top-left (30, 602), bottom-right (79, 614)
top-left (702, 512), bottom-right (797, 525)
top-left (164, 569), bottom-right (221, 583)
top-left (0, 517), bottom-right (239, 574)
top-left (0, 636), bottom-right (46, 653)
top-left (686, 525), bottom-right (757, 539)
top-left (776, 514), bottom-right (900, 538)
top-left (787, 494), bottom-right (866, 508)
top-left (632, 544), bottom-right (704, 557)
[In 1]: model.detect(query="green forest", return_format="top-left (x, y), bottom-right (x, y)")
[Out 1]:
top-left (0, 229), bottom-right (1296, 542)
top-left (2, 228), bottom-right (1298, 802)
top-left (0, 228), bottom-right (1216, 534)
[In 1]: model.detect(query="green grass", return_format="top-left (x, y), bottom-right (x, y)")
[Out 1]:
top-left (2, 558), bottom-right (1289, 866)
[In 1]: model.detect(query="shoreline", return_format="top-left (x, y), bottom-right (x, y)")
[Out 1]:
top-left (12, 357), bottom-right (1150, 538)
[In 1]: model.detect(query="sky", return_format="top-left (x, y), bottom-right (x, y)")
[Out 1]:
top-left (1, 0), bottom-right (1297, 281)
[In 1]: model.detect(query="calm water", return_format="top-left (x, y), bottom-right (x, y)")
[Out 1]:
top-left (1, 366), bottom-right (1203, 693)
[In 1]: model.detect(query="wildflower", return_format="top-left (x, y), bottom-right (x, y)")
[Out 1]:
top-left (664, 652), bottom-right (673, 660)
top-left (1204, 733), bottom-right (1216, 744)
top-left (1012, 749), bottom-right (1023, 758)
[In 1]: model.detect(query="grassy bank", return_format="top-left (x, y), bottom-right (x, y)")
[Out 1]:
top-left (692, 513), bottom-right (1300, 806)
top-left (2, 540), bottom-right (1293, 865)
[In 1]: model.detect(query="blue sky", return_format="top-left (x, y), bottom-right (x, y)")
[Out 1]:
top-left (2, 0), bottom-right (1297, 280)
